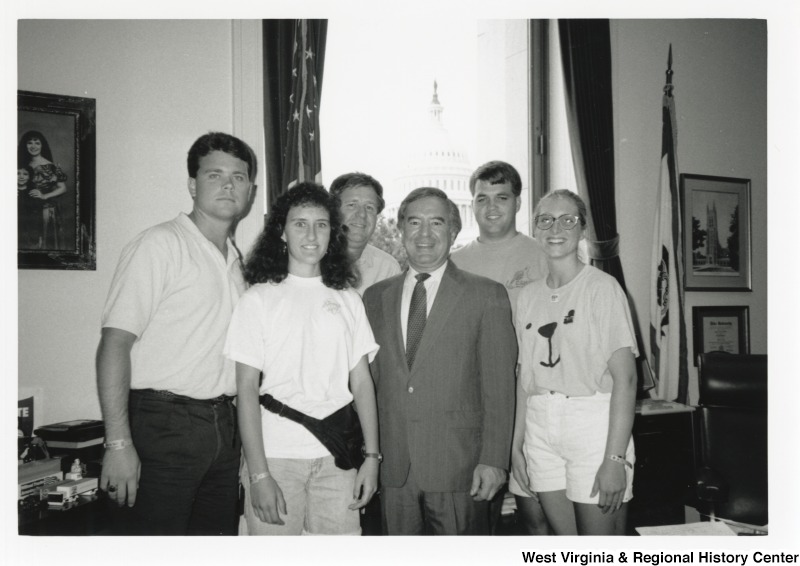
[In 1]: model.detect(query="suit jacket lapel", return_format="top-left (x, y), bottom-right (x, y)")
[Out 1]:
top-left (382, 274), bottom-right (408, 375)
top-left (411, 261), bottom-right (463, 372)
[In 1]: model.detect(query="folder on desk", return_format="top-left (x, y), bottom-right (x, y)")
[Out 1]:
top-left (35, 420), bottom-right (104, 443)
top-left (636, 399), bottom-right (695, 415)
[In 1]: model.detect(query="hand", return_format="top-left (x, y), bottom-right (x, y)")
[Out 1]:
top-left (29, 189), bottom-right (44, 200)
top-left (590, 459), bottom-right (628, 514)
top-left (349, 458), bottom-right (379, 510)
top-left (510, 449), bottom-right (536, 498)
top-left (249, 476), bottom-right (287, 525)
top-left (469, 464), bottom-right (507, 501)
top-left (100, 445), bottom-right (141, 507)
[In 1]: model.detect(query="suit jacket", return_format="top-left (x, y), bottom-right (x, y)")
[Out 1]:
top-left (363, 260), bottom-right (516, 492)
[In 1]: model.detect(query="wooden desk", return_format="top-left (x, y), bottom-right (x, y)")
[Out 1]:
top-left (627, 400), bottom-right (695, 534)
top-left (18, 493), bottom-right (112, 536)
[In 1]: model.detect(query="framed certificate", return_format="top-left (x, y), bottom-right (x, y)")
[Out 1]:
top-left (691, 306), bottom-right (750, 365)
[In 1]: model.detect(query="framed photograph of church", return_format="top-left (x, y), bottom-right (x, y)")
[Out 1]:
top-left (681, 174), bottom-right (751, 291)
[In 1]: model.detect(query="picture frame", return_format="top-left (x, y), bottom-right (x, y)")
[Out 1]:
top-left (681, 174), bottom-right (751, 291)
top-left (17, 90), bottom-right (96, 270)
top-left (691, 305), bottom-right (750, 366)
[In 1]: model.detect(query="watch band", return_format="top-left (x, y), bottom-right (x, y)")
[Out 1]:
top-left (103, 439), bottom-right (133, 451)
top-left (363, 452), bottom-right (383, 462)
top-left (249, 471), bottom-right (271, 484)
top-left (607, 454), bottom-right (633, 469)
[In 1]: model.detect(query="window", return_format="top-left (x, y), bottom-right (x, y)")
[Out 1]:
top-left (320, 19), bottom-right (576, 242)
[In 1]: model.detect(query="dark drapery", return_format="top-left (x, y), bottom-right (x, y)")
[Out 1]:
top-left (558, 19), bottom-right (626, 291)
top-left (262, 19), bottom-right (327, 209)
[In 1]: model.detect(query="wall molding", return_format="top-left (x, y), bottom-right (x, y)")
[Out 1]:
top-left (232, 19), bottom-right (265, 253)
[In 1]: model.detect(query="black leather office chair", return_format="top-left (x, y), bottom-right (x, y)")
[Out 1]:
top-left (694, 353), bottom-right (768, 526)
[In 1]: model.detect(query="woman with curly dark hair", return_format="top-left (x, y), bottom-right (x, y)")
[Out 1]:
top-left (225, 182), bottom-right (381, 535)
top-left (242, 182), bottom-right (356, 289)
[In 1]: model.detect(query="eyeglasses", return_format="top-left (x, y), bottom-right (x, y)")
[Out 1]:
top-left (534, 214), bottom-right (581, 231)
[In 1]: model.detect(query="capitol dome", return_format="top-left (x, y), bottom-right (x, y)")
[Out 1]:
top-left (387, 81), bottom-right (477, 246)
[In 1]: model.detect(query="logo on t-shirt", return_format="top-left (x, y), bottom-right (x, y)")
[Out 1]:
top-left (506, 267), bottom-right (536, 290)
top-left (323, 299), bottom-right (341, 314)
top-left (538, 321), bottom-right (561, 368)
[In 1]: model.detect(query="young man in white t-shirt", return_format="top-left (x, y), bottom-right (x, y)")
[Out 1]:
top-left (451, 160), bottom-right (551, 535)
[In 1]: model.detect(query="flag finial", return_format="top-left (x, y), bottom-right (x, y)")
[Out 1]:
top-left (664, 44), bottom-right (674, 96)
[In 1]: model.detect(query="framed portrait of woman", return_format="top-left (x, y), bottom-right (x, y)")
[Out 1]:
top-left (17, 90), bottom-right (96, 270)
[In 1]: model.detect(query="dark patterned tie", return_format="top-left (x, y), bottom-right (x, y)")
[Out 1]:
top-left (406, 273), bottom-right (431, 369)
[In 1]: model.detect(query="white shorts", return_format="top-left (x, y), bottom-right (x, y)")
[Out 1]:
top-left (523, 391), bottom-right (634, 504)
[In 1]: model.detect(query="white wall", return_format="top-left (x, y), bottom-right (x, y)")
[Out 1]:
top-left (612, 20), bottom-right (767, 402)
top-left (17, 20), bottom-right (240, 423)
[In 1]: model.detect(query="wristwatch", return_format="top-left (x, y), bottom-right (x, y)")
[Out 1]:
top-left (362, 449), bottom-right (383, 463)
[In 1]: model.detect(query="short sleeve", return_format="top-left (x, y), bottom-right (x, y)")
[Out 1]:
top-left (593, 278), bottom-right (639, 360)
top-left (224, 289), bottom-right (266, 372)
top-left (53, 163), bottom-right (67, 183)
top-left (348, 291), bottom-right (380, 368)
top-left (101, 231), bottom-right (170, 338)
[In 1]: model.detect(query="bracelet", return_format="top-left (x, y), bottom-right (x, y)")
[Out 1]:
top-left (607, 454), bottom-right (633, 469)
top-left (363, 452), bottom-right (383, 463)
top-left (249, 471), bottom-right (271, 484)
top-left (103, 439), bottom-right (133, 451)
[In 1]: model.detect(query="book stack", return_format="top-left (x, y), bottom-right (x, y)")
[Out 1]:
top-left (18, 457), bottom-right (64, 500)
top-left (34, 419), bottom-right (105, 462)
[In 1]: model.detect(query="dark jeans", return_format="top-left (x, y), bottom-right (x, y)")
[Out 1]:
top-left (111, 389), bottom-right (241, 536)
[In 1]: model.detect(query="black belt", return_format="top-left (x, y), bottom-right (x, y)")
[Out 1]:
top-left (133, 388), bottom-right (234, 406)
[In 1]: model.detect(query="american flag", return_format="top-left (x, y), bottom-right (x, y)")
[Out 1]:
top-left (283, 20), bottom-right (323, 189)
top-left (649, 46), bottom-right (689, 403)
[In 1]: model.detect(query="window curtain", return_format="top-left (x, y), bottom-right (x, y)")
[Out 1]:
top-left (262, 19), bottom-right (327, 209)
top-left (558, 19), bottom-right (626, 291)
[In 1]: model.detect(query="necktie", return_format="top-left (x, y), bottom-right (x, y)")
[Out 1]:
top-left (406, 273), bottom-right (430, 369)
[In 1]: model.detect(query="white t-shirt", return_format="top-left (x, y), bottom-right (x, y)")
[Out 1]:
top-left (354, 243), bottom-right (402, 296)
top-left (451, 233), bottom-right (548, 317)
top-left (224, 275), bottom-right (379, 459)
top-left (101, 213), bottom-right (245, 399)
top-left (515, 265), bottom-right (639, 397)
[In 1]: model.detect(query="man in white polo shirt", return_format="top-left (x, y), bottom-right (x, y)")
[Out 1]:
top-left (451, 160), bottom-right (551, 535)
top-left (96, 132), bottom-right (257, 535)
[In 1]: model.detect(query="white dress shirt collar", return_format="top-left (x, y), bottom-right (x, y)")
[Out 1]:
top-left (401, 260), bottom-right (449, 346)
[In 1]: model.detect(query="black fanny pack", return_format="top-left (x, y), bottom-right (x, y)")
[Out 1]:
top-left (258, 394), bottom-right (364, 471)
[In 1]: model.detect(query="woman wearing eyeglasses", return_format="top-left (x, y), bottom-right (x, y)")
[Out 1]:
top-left (511, 189), bottom-right (637, 535)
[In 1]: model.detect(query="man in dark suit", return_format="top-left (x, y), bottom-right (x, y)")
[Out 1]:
top-left (363, 187), bottom-right (516, 535)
